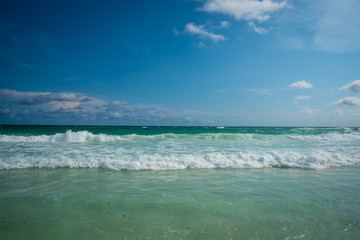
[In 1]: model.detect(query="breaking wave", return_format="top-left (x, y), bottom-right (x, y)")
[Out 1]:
top-left (0, 129), bottom-right (359, 170)
top-left (0, 147), bottom-right (358, 170)
top-left (1, 129), bottom-right (360, 143)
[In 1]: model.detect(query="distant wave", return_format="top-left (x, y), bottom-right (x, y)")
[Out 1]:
top-left (0, 130), bottom-right (129, 142)
top-left (0, 129), bottom-right (359, 143)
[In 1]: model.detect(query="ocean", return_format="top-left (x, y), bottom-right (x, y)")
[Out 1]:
top-left (0, 126), bottom-right (359, 239)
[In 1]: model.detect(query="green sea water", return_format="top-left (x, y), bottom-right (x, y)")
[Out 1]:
top-left (1, 167), bottom-right (360, 239)
top-left (0, 126), bottom-right (359, 239)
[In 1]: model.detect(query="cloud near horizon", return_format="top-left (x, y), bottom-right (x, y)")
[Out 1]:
top-left (0, 89), bottom-right (209, 125)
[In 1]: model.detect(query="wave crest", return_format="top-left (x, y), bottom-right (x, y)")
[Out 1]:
top-left (1, 130), bottom-right (359, 143)
top-left (0, 148), bottom-right (358, 170)
top-left (0, 130), bottom-right (129, 142)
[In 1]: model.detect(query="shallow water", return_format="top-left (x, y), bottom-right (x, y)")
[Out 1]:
top-left (1, 167), bottom-right (360, 239)
top-left (1, 126), bottom-right (359, 239)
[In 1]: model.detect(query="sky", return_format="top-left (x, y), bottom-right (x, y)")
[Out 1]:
top-left (0, 0), bottom-right (359, 126)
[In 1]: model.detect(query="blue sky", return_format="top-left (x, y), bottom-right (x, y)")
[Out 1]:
top-left (0, 0), bottom-right (359, 126)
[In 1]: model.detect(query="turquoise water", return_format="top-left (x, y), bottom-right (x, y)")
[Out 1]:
top-left (0, 126), bottom-right (360, 239)
top-left (1, 126), bottom-right (359, 170)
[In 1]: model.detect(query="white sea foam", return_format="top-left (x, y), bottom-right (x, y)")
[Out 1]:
top-left (0, 130), bottom-right (129, 142)
top-left (0, 130), bottom-right (359, 170)
top-left (0, 144), bottom-right (358, 170)
top-left (288, 132), bottom-right (360, 141)
top-left (1, 130), bottom-right (359, 143)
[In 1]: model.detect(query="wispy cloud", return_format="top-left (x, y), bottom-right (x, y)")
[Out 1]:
top-left (213, 21), bottom-right (231, 28)
top-left (334, 96), bottom-right (360, 106)
top-left (248, 21), bottom-right (267, 34)
top-left (173, 29), bottom-right (180, 36)
top-left (300, 106), bottom-right (320, 114)
top-left (333, 109), bottom-right (344, 116)
top-left (247, 88), bottom-right (272, 95)
top-left (278, 0), bottom-right (360, 52)
top-left (294, 95), bottom-right (310, 103)
top-left (196, 41), bottom-right (206, 48)
top-left (339, 80), bottom-right (360, 92)
top-left (18, 63), bottom-right (32, 68)
top-left (0, 89), bottom-right (49, 98)
top-left (60, 76), bottom-right (83, 82)
top-left (185, 22), bottom-right (226, 42)
top-left (313, 0), bottom-right (360, 52)
top-left (333, 109), bottom-right (360, 117)
top-left (0, 22), bottom-right (56, 65)
top-left (289, 80), bottom-right (313, 89)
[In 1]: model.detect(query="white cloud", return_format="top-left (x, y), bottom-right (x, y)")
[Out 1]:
top-left (289, 80), bottom-right (313, 89)
top-left (200, 0), bottom-right (287, 21)
top-left (199, 0), bottom-right (287, 34)
top-left (248, 21), bottom-right (267, 34)
top-left (334, 96), bottom-right (360, 106)
top-left (185, 22), bottom-right (226, 42)
top-left (300, 106), bottom-right (320, 114)
top-left (294, 95), bottom-right (310, 103)
top-left (339, 80), bottom-right (360, 92)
